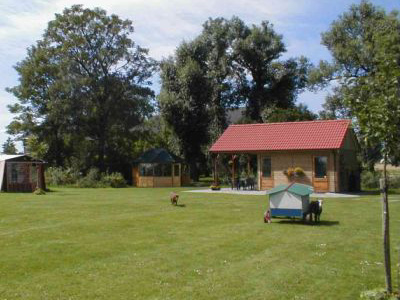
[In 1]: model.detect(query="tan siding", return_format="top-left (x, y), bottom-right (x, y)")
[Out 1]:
top-left (138, 176), bottom-right (154, 187)
top-left (257, 150), bottom-right (338, 192)
top-left (154, 177), bottom-right (173, 187)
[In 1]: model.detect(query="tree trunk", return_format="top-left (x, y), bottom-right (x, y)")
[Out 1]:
top-left (190, 162), bottom-right (199, 182)
top-left (380, 156), bottom-right (392, 294)
top-left (98, 136), bottom-right (106, 172)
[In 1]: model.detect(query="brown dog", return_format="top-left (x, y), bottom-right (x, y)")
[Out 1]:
top-left (170, 192), bottom-right (179, 205)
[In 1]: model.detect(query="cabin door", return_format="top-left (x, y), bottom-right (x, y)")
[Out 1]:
top-left (312, 156), bottom-right (329, 192)
top-left (172, 164), bottom-right (181, 187)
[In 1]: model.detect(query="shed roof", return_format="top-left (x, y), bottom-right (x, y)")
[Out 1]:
top-left (134, 148), bottom-right (183, 164)
top-left (0, 154), bottom-right (44, 163)
top-left (209, 120), bottom-right (351, 153)
top-left (266, 183), bottom-right (313, 196)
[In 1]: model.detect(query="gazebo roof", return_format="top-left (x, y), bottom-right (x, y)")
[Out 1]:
top-left (134, 148), bottom-right (183, 164)
top-left (266, 183), bottom-right (313, 196)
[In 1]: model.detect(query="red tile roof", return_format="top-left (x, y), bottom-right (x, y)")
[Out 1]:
top-left (210, 120), bottom-right (351, 153)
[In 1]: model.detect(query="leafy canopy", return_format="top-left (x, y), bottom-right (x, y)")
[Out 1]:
top-left (7, 5), bottom-right (156, 173)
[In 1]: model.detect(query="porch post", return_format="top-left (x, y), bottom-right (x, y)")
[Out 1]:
top-left (232, 154), bottom-right (235, 189)
top-left (216, 154), bottom-right (219, 184)
top-left (257, 154), bottom-right (261, 190)
top-left (247, 154), bottom-right (251, 176)
top-left (213, 154), bottom-right (219, 184)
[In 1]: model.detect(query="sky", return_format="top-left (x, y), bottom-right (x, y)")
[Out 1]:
top-left (0, 0), bottom-right (398, 149)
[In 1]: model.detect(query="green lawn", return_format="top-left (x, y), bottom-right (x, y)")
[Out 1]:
top-left (0, 188), bottom-right (399, 299)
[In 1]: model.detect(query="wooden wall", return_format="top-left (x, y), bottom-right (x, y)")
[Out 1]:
top-left (258, 150), bottom-right (337, 192)
top-left (4, 162), bottom-right (45, 192)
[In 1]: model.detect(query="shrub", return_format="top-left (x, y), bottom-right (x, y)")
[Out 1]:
top-left (361, 171), bottom-right (381, 189)
top-left (46, 167), bottom-right (127, 188)
top-left (388, 175), bottom-right (400, 189)
top-left (101, 172), bottom-right (127, 188)
top-left (46, 167), bottom-right (81, 186)
top-left (76, 168), bottom-right (102, 188)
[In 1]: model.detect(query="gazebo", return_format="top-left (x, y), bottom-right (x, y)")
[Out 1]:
top-left (132, 148), bottom-right (190, 187)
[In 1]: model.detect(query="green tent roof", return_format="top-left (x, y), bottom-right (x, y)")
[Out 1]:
top-left (266, 183), bottom-right (313, 196)
top-left (134, 148), bottom-right (183, 164)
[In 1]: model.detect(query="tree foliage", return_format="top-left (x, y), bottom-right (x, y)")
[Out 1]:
top-left (159, 43), bottom-right (212, 180)
top-left (261, 103), bottom-right (317, 123)
top-left (159, 17), bottom-right (311, 179)
top-left (230, 19), bottom-right (310, 121)
top-left (7, 5), bottom-right (156, 174)
top-left (1, 137), bottom-right (18, 155)
top-left (313, 1), bottom-right (400, 293)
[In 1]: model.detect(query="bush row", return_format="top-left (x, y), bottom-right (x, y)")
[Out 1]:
top-left (46, 167), bottom-right (127, 188)
top-left (361, 170), bottom-right (400, 189)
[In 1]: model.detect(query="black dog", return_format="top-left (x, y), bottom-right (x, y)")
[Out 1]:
top-left (304, 200), bottom-right (323, 223)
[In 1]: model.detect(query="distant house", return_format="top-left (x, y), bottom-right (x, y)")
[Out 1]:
top-left (0, 154), bottom-right (46, 192)
top-left (210, 120), bottom-right (360, 193)
top-left (132, 148), bottom-right (191, 187)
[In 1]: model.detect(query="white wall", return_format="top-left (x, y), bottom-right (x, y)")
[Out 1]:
top-left (270, 191), bottom-right (302, 209)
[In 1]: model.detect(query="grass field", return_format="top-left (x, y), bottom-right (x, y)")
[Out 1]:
top-left (0, 187), bottom-right (399, 299)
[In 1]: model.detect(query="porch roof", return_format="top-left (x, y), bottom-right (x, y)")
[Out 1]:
top-left (209, 120), bottom-right (351, 153)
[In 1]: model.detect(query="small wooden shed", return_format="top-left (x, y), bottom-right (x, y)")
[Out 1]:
top-left (0, 154), bottom-right (46, 192)
top-left (266, 183), bottom-right (313, 218)
top-left (132, 148), bottom-right (191, 187)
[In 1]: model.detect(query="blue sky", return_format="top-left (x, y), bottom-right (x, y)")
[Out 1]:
top-left (0, 0), bottom-right (398, 149)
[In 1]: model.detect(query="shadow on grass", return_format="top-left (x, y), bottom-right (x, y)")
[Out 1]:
top-left (274, 219), bottom-right (340, 226)
top-left (174, 204), bottom-right (186, 208)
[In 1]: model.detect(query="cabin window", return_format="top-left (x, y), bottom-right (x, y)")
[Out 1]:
top-left (153, 164), bottom-right (162, 176)
top-left (262, 157), bottom-right (272, 177)
top-left (153, 164), bottom-right (172, 177)
top-left (314, 156), bottom-right (327, 178)
top-left (174, 164), bottom-right (180, 176)
top-left (162, 164), bottom-right (172, 177)
top-left (139, 164), bottom-right (153, 177)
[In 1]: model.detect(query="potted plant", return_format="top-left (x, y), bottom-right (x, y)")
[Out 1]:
top-left (283, 167), bottom-right (305, 181)
top-left (210, 182), bottom-right (221, 191)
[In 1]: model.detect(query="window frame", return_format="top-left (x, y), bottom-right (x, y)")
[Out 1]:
top-left (262, 157), bottom-right (272, 178)
top-left (314, 156), bottom-right (328, 179)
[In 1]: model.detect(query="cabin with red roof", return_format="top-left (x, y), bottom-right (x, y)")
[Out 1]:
top-left (209, 120), bottom-right (360, 193)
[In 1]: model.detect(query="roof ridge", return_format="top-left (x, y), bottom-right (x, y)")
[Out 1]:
top-left (285, 182), bottom-right (295, 191)
top-left (229, 119), bottom-right (351, 127)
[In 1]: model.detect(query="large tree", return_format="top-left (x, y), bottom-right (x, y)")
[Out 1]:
top-left (158, 42), bottom-right (211, 181)
top-left (230, 18), bottom-right (310, 121)
top-left (7, 5), bottom-right (156, 173)
top-left (159, 17), bottom-right (311, 179)
top-left (312, 1), bottom-right (400, 293)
